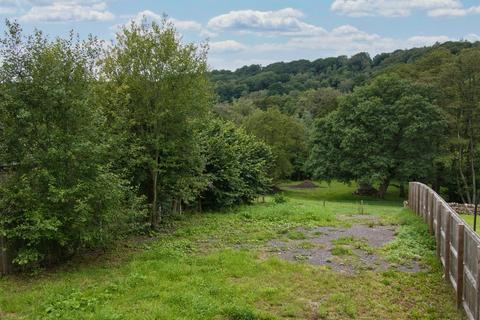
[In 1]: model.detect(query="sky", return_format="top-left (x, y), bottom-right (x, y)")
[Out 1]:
top-left (0, 0), bottom-right (479, 70)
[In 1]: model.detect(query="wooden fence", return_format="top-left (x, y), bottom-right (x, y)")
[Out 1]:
top-left (409, 182), bottom-right (480, 320)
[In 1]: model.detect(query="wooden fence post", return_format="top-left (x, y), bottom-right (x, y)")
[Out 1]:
top-left (422, 186), bottom-right (427, 218)
top-left (456, 223), bottom-right (465, 309)
top-left (419, 185), bottom-right (423, 216)
top-left (417, 184), bottom-right (421, 215)
top-left (424, 187), bottom-right (428, 218)
top-left (412, 183), bottom-right (416, 212)
top-left (445, 210), bottom-right (451, 281)
top-left (425, 189), bottom-right (429, 222)
top-left (425, 190), bottom-right (433, 222)
top-left (436, 202), bottom-right (442, 258)
top-left (412, 183), bottom-right (416, 213)
top-left (429, 194), bottom-right (435, 235)
top-left (414, 183), bottom-right (418, 213)
top-left (476, 246), bottom-right (480, 319)
top-left (425, 188), bottom-right (429, 221)
top-left (420, 186), bottom-right (424, 217)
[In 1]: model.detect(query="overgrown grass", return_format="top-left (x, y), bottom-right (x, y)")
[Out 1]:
top-left (0, 181), bottom-right (465, 319)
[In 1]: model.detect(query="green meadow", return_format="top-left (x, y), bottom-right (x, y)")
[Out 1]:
top-left (0, 182), bottom-right (465, 319)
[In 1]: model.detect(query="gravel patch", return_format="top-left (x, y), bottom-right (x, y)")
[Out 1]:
top-left (266, 223), bottom-right (422, 274)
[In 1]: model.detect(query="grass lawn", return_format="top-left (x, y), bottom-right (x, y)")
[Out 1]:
top-left (0, 182), bottom-right (465, 319)
top-left (460, 214), bottom-right (480, 234)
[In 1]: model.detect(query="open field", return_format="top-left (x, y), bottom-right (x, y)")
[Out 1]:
top-left (0, 182), bottom-right (465, 319)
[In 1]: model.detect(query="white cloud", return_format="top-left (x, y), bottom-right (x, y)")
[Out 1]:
top-left (117, 10), bottom-right (215, 38)
top-left (330, 0), bottom-right (480, 17)
top-left (428, 5), bottom-right (480, 16)
top-left (207, 8), bottom-right (325, 36)
top-left (208, 22), bottom-right (476, 69)
top-left (251, 25), bottom-right (397, 56)
top-left (206, 8), bottom-right (474, 69)
top-left (407, 35), bottom-right (451, 46)
top-left (19, 1), bottom-right (114, 22)
top-left (464, 33), bottom-right (480, 42)
top-left (210, 40), bottom-right (246, 53)
top-left (200, 29), bottom-right (217, 38)
top-left (129, 10), bottom-right (202, 32)
top-left (0, 6), bottom-right (16, 14)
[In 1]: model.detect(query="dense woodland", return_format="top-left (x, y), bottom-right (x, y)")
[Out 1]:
top-left (212, 40), bottom-right (480, 202)
top-left (1, 19), bottom-right (480, 271)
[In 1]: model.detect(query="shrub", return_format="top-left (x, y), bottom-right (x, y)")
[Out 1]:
top-left (273, 193), bottom-right (287, 204)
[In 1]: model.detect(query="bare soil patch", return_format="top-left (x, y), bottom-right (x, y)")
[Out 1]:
top-left (266, 223), bottom-right (422, 274)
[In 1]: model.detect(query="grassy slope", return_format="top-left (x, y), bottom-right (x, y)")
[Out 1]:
top-left (0, 182), bottom-right (465, 320)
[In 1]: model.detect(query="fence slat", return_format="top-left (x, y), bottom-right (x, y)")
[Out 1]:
top-left (436, 199), bottom-right (442, 258)
top-left (428, 192), bottom-right (436, 234)
top-left (416, 184), bottom-right (420, 214)
top-left (457, 224), bottom-right (465, 308)
top-left (446, 210), bottom-right (451, 281)
top-left (476, 246), bottom-right (480, 319)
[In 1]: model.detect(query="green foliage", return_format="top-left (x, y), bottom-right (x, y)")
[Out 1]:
top-left (244, 108), bottom-right (307, 180)
top-left (308, 74), bottom-right (447, 197)
top-left (0, 21), bottom-right (146, 268)
top-left (370, 45), bottom-right (480, 200)
top-left (199, 119), bottom-right (273, 209)
top-left (102, 18), bottom-right (212, 227)
top-left (383, 210), bottom-right (436, 265)
top-left (210, 42), bottom-right (480, 103)
top-left (0, 19), bottom-right (278, 270)
top-left (273, 193), bottom-right (287, 204)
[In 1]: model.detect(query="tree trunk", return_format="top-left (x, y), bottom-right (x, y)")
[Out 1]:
top-left (377, 178), bottom-right (390, 199)
top-left (399, 183), bottom-right (405, 198)
top-left (150, 152), bottom-right (160, 229)
top-left (470, 120), bottom-right (477, 207)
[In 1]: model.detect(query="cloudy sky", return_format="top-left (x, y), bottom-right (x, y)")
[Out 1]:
top-left (0, 0), bottom-right (479, 70)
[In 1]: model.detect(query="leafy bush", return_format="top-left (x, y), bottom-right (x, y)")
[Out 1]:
top-left (273, 193), bottom-right (287, 204)
top-left (0, 22), bottom-right (146, 268)
top-left (199, 119), bottom-right (273, 209)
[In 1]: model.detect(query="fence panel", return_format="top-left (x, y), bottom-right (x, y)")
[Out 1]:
top-left (409, 182), bottom-right (480, 320)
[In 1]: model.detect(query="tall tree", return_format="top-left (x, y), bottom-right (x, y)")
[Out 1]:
top-left (308, 75), bottom-right (446, 198)
top-left (243, 108), bottom-right (307, 180)
top-left (102, 18), bottom-right (211, 228)
top-left (443, 48), bottom-right (480, 204)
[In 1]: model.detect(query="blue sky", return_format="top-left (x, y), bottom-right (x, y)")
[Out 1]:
top-left (1, 0), bottom-right (479, 70)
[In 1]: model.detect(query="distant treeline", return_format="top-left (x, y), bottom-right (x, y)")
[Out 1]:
top-left (211, 41), bottom-right (480, 102)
